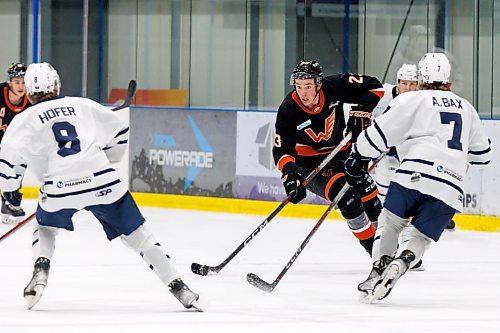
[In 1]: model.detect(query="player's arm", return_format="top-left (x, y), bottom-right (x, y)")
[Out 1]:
top-left (91, 100), bottom-right (129, 163)
top-left (336, 73), bottom-right (385, 110)
top-left (334, 73), bottom-right (384, 142)
top-left (103, 125), bottom-right (129, 163)
top-left (355, 97), bottom-right (410, 159)
top-left (467, 111), bottom-right (492, 168)
top-left (273, 106), bottom-right (306, 204)
top-left (0, 137), bottom-right (28, 192)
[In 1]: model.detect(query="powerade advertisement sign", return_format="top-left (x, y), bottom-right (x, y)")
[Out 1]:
top-left (129, 108), bottom-right (236, 197)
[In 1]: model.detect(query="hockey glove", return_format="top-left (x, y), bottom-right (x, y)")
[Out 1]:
top-left (281, 163), bottom-right (307, 204)
top-left (344, 145), bottom-right (371, 187)
top-left (345, 105), bottom-right (372, 143)
top-left (2, 189), bottom-right (23, 207)
top-left (386, 146), bottom-right (398, 159)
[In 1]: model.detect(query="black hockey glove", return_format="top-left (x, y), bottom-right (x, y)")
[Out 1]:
top-left (344, 145), bottom-right (371, 187)
top-left (387, 146), bottom-right (398, 159)
top-left (346, 105), bottom-right (372, 143)
top-left (281, 163), bottom-right (307, 204)
top-left (2, 189), bottom-right (22, 207)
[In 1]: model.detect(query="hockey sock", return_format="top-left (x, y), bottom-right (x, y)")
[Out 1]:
top-left (396, 226), bottom-right (431, 266)
top-left (372, 208), bottom-right (409, 262)
top-left (32, 226), bottom-right (58, 263)
top-left (121, 225), bottom-right (180, 286)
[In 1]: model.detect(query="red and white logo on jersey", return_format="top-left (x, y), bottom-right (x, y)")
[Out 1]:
top-left (304, 111), bottom-right (336, 142)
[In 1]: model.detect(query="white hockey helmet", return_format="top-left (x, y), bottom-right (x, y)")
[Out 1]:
top-left (24, 62), bottom-right (61, 95)
top-left (418, 53), bottom-right (451, 84)
top-left (396, 64), bottom-right (417, 82)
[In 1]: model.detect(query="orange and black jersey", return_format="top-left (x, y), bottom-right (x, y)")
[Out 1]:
top-left (0, 82), bottom-right (31, 143)
top-left (273, 73), bottom-right (384, 171)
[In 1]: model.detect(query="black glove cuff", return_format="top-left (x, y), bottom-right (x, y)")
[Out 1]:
top-left (282, 161), bottom-right (300, 176)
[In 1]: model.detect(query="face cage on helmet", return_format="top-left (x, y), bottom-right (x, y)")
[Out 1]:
top-left (289, 72), bottom-right (322, 86)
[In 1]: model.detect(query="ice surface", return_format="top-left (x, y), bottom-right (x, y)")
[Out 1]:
top-left (1, 199), bottom-right (499, 332)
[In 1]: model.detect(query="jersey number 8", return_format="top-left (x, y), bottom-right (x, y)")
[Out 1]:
top-left (52, 121), bottom-right (81, 157)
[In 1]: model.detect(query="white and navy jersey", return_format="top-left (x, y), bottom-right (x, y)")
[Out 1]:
top-left (372, 83), bottom-right (397, 118)
top-left (356, 89), bottom-right (492, 212)
top-left (0, 96), bottom-right (129, 212)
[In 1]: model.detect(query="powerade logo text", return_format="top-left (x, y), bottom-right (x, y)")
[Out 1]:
top-left (149, 115), bottom-right (214, 190)
top-left (149, 150), bottom-right (213, 168)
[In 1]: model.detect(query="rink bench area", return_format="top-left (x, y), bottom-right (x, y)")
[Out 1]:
top-left (20, 186), bottom-right (500, 233)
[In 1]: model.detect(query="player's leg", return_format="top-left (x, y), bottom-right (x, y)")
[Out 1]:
top-left (399, 224), bottom-right (425, 271)
top-left (358, 208), bottom-right (409, 298)
top-left (24, 206), bottom-right (74, 310)
top-left (348, 168), bottom-right (382, 227)
top-left (87, 191), bottom-right (200, 310)
top-left (370, 187), bottom-right (455, 301)
top-left (305, 163), bottom-right (375, 256)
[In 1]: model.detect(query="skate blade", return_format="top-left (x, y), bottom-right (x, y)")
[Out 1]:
top-left (1, 214), bottom-right (23, 224)
top-left (25, 285), bottom-right (45, 310)
top-left (358, 290), bottom-right (374, 304)
top-left (188, 300), bottom-right (203, 312)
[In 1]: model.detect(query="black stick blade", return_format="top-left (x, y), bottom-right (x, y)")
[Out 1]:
top-left (127, 79), bottom-right (137, 100)
top-left (191, 262), bottom-right (211, 276)
top-left (246, 273), bottom-right (275, 293)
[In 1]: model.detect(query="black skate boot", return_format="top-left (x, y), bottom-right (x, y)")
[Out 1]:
top-left (359, 235), bottom-right (375, 257)
top-left (358, 255), bottom-right (392, 301)
top-left (409, 259), bottom-right (425, 271)
top-left (445, 220), bottom-right (456, 231)
top-left (369, 250), bottom-right (415, 302)
top-left (1, 193), bottom-right (26, 224)
top-left (24, 257), bottom-right (50, 310)
top-left (168, 278), bottom-right (201, 311)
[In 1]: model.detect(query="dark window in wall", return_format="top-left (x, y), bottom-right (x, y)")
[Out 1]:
top-left (296, 0), bottom-right (359, 75)
top-left (40, 0), bottom-right (103, 100)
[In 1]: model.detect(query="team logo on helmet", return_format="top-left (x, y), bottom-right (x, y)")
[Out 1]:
top-left (290, 60), bottom-right (323, 85)
top-left (7, 62), bottom-right (27, 79)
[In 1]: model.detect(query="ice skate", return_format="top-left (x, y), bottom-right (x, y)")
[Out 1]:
top-left (1, 195), bottom-right (26, 224)
top-left (358, 255), bottom-right (392, 302)
top-left (168, 278), bottom-right (202, 311)
top-left (368, 250), bottom-right (414, 303)
top-left (445, 220), bottom-right (456, 231)
top-left (23, 257), bottom-right (50, 310)
top-left (409, 259), bottom-right (425, 271)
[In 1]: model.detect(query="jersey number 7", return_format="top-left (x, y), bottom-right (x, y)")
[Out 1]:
top-left (440, 112), bottom-right (463, 151)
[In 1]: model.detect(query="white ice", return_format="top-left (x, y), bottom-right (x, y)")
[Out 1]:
top-left (1, 199), bottom-right (499, 333)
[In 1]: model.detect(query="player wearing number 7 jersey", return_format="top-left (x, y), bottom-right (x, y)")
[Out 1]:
top-left (345, 53), bottom-right (492, 302)
top-left (0, 62), bottom-right (201, 311)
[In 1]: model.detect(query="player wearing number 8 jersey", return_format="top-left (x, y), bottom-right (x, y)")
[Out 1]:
top-left (0, 62), bottom-right (201, 311)
top-left (346, 53), bottom-right (492, 302)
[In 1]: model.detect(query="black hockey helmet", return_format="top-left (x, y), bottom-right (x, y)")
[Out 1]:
top-left (289, 60), bottom-right (323, 85)
top-left (8, 62), bottom-right (27, 79)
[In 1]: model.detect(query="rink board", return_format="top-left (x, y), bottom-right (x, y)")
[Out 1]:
top-left (20, 186), bottom-right (500, 232)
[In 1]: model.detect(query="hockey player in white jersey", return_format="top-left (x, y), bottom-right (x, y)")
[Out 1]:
top-left (0, 62), bottom-right (201, 311)
top-left (344, 53), bottom-right (492, 302)
top-left (372, 64), bottom-right (418, 201)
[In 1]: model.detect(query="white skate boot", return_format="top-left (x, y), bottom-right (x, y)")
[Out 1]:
top-left (168, 278), bottom-right (202, 311)
top-left (358, 255), bottom-right (392, 302)
top-left (368, 250), bottom-right (414, 303)
top-left (24, 257), bottom-right (50, 310)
